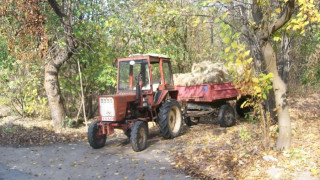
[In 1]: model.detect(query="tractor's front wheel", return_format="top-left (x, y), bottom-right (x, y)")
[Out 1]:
top-left (88, 120), bottom-right (106, 149)
top-left (130, 121), bottom-right (148, 152)
top-left (159, 100), bottom-right (182, 139)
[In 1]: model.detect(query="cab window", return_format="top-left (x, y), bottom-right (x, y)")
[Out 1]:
top-left (163, 61), bottom-right (172, 85)
top-left (118, 59), bottom-right (150, 91)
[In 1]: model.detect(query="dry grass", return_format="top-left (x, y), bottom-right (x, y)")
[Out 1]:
top-left (174, 61), bottom-right (232, 86)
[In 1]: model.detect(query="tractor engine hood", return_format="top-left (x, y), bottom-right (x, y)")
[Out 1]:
top-left (98, 94), bottom-right (136, 122)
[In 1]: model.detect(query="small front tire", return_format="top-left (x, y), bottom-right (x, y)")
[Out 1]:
top-left (130, 121), bottom-right (148, 152)
top-left (88, 120), bottom-right (106, 149)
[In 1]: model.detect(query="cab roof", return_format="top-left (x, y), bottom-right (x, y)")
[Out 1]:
top-left (129, 53), bottom-right (169, 58)
top-left (118, 54), bottom-right (170, 63)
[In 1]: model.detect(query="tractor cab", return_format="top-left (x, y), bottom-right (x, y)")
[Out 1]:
top-left (117, 54), bottom-right (176, 106)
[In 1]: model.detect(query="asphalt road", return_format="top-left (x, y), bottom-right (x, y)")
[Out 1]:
top-left (0, 130), bottom-right (189, 180)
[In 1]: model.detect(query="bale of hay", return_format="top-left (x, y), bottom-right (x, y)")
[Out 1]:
top-left (173, 61), bottom-right (236, 86)
top-left (173, 73), bottom-right (193, 86)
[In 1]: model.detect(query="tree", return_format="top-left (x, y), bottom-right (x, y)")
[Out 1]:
top-left (1, 0), bottom-right (117, 129)
top-left (44, 0), bottom-right (77, 131)
top-left (198, 0), bottom-right (320, 150)
top-left (1, 0), bottom-right (77, 131)
top-left (251, 0), bottom-right (295, 149)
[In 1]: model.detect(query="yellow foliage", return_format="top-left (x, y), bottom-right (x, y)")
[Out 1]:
top-left (288, 0), bottom-right (320, 32)
top-left (254, 86), bottom-right (262, 93)
top-left (243, 50), bottom-right (250, 57)
top-left (252, 77), bottom-right (259, 83)
top-left (225, 46), bottom-right (231, 53)
top-left (192, 17), bottom-right (201, 27)
top-left (273, 36), bottom-right (281, 42)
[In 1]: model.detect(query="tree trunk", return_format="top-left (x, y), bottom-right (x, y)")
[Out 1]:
top-left (250, 0), bottom-right (294, 150)
top-left (262, 42), bottom-right (291, 150)
top-left (44, 62), bottom-right (65, 132)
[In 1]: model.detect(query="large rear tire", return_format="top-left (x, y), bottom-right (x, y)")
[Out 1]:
top-left (158, 100), bottom-right (182, 139)
top-left (88, 120), bottom-right (106, 149)
top-left (130, 121), bottom-right (148, 152)
top-left (218, 104), bottom-right (236, 127)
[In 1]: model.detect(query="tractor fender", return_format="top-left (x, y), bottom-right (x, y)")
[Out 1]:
top-left (155, 90), bottom-right (179, 105)
top-left (155, 90), bottom-right (168, 105)
top-left (168, 90), bottom-right (178, 99)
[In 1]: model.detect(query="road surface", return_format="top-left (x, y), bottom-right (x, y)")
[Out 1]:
top-left (0, 129), bottom-right (189, 180)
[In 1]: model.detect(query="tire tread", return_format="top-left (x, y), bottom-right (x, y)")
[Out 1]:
top-left (158, 99), bottom-right (182, 139)
top-left (88, 120), bottom-right (106, 149)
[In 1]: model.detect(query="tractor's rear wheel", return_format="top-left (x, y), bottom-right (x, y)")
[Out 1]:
top-left (130, 121), bottom-right (148, 152)
top-left (159, 100), bottom-right (182, 139)
top-left (218, 104), bottom-right (236, 127)
top-left (88, 120), bottom-right (106, 149)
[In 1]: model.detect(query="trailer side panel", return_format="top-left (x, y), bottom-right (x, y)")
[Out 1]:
top-left (175, 83), bottom-right (239, 102)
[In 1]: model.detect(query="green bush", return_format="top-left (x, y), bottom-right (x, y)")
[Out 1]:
top-left (0, 60), bottom-right (49, 118)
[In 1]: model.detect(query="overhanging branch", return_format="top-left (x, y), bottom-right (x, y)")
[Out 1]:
top-left (268, 0), bottom-right (295, 36)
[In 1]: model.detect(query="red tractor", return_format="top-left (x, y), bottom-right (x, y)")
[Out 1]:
top-left (88, 55), bottom-right (182, 152)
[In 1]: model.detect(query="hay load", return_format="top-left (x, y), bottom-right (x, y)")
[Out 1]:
top-left (174, 61), bottom-right (234, 86)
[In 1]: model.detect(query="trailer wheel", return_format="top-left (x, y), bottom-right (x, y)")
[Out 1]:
top-left (184, 116), bottom-right (192, 126)
top-left (218, 104), bottom-right (236, 127)
top-left (184, 116), bottom-right (198, 126)
top-left (123, 130), bottom-right (131, 138)
top-left (236, 97), bottom-right (252, 117)
top-left (130, 121), bottom-right (148, 152)
top-left (88, 120), bottom-right (106, 149)
top-left (159, 100), bottom-right (182, 139)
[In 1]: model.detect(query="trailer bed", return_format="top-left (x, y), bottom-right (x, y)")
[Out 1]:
top-left (175, 82), bottom-right (239, 102)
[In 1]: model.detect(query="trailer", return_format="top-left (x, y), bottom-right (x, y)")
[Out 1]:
top-left (176, 83), bottom-right (248, 127)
